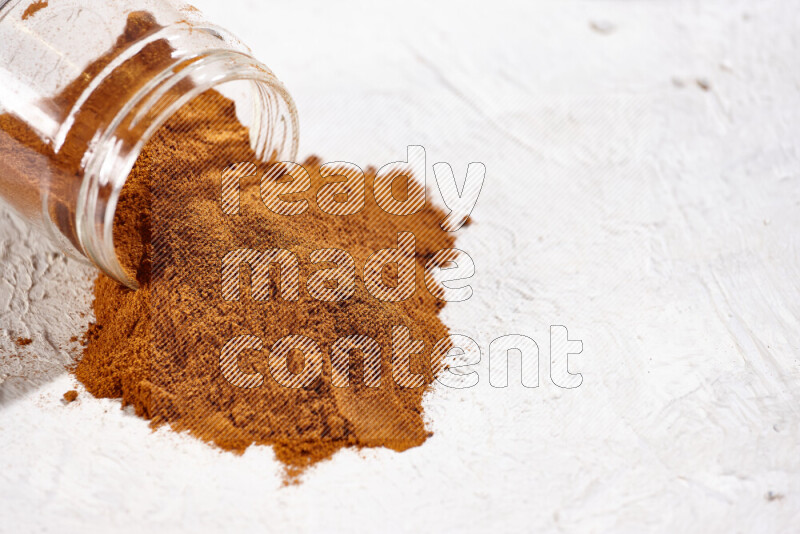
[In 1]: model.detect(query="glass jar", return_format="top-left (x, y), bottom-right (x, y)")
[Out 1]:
top-left (0, 0), bottom-right (298, 289)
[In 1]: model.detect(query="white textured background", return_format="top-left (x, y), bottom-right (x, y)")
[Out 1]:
top-left (2, 0), bottom-right (800, 532)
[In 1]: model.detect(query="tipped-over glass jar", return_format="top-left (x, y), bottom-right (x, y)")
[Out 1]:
top-left (0, 0), bottom-right (298, 289)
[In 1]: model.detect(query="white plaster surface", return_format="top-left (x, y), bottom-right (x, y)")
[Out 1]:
top-left (2, 0), bottom-right (800, 532)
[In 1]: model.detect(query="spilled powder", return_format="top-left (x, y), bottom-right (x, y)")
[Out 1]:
top-left (0, 8), bottom-right (456, 478)
top-left (75, 89), bottom-right (457, 479)
top-left (63, 390), bottom-right (78, 403)
top-left (21, 1), bottom-right (48, 21)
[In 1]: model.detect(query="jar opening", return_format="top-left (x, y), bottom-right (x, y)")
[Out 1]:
top-left (79, 51), bottom-right (298, 289)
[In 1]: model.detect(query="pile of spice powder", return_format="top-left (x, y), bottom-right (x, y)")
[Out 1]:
top-left (0, 10), bottom-right (458, 480)
top-left (75, 88), bottom-right (457, 479)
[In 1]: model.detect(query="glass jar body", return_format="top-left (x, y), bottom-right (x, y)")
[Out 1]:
top-left (0, 0), bottom-right (298, 288)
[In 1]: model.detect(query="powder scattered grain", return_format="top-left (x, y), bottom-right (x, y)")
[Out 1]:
top-left (21, 1), bottom-right (48, 20)
top-left (0, 10), bottom-right (458, 481)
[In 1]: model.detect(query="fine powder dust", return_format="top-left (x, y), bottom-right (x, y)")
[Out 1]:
top-left (0, 9), bottom-right (458, 479)
top-left (75, 89), bottom-right (457, 479)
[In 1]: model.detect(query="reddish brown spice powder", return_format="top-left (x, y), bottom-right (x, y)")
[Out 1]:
top-left (0, 11), bottom-right (457, 480)
top-left (75, 90), bottom-right (455, 478)
top-left (21, 0), bottom-right (48, 20)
